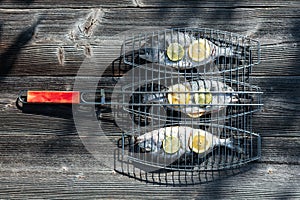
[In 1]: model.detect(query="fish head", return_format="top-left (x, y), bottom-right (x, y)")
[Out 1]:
top-left (138, 137), bottom-right (161, 152)
top-left (139, 47), bottom-right (165, 63)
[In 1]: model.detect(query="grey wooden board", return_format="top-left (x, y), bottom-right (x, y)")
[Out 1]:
top-left (0, 42), bottom-right (299, 76)
top-left (1, 76), bottom-right (299, 136)
top-left (0, 0), bottom-right (299, 8)
top-left (0, 8), bottom-right (299, 76)
top-left (0, 0), bottom-right (134, 8)
top-left (0, 163), bottom-right (299, 199)
top-left (0, 1), bottom-right (299, 199)
top-left (0, 133), bottom-right (298, 165)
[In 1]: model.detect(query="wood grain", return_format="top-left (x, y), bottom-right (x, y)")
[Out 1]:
top-left (0, 7), bottom-right (299, 76)
top-left (0, 42), bottom-right (299, 76)
top-left (0, 162), bottom-right (298, 198)
top-left (0, 133), bottom-right (298, 166)
top-left (0, 0), bottom-right (299, 199)
top-left (1, 76), bottom-right (299, 136)
top-left (0, 0), bottom-right (299, 8)
top-left (0, 0), bottom-right (134, 8)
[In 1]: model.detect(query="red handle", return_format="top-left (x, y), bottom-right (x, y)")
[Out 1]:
top-left (27, 91), bottom-right (80, 104)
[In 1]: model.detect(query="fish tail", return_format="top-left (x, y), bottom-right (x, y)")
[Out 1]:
top-left (224, 138), bottom-right (245, 154)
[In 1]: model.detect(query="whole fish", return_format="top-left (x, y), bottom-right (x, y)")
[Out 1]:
top-left (136, 126), bottom-right (240, 160)
top-left (143, 79), bottom-right (238, 118)
top-left (139, 31), bottom-right (237, 69)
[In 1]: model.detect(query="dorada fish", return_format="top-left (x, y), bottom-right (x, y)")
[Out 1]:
top-left (136, 126), bottom-right (243, 161)
top-left (143, 79), bottom-right (238, 118)
top-left (139, 31), bottom-right (239, 69)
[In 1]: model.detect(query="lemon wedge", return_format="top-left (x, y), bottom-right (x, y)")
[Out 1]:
top-left (162, 135), bottom-right (181, 154)
top-left (167, 43), bottom-right (184, 61)
top-left (189, 131), bottom-right (212, 154)
top-left (188, 39), bottom-right (211, 62)
top-left (167, 84), bottom-right (191, 105)
top-left (187, 111), bottom-right (205, 118)
top-left (194, 88), bottom-right (212, 107)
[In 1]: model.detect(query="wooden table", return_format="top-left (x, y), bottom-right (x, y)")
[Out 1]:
top-left (0, 1), bottom-right (299, 198)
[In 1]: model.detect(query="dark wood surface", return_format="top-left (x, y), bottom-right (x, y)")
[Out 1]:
top-left (0, 1), bottom-right (299, 199)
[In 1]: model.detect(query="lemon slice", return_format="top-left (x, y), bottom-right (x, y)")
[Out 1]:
top-left (189, 131), bottom-right (212, 154)
top-left (162, 135), bottom-right (181, 154)
top-left (167, 43), bottom-right (184, 61)
top-left (167, 84), bottom-right (191, 105)
top-left (188, 39), bottom-right (211, 62)
top-left (194, 88), bottom-right (212, 107)
top-left (187, 111), bottom-right (205, 118)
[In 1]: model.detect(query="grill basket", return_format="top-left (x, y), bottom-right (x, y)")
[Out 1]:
top-left (104, 28), bottom-right (262, 181)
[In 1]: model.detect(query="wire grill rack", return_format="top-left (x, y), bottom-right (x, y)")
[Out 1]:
top-left (116, 75), bottom-right (262, 125)
top-left (109, 28), bottom-right (262, 176)
top-left (115, 124), bottom-right (261, 172)
top-left (122, 28), bottom-right (260, 75)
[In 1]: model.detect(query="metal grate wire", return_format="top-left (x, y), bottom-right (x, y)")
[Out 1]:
top-left (109, 28), bottom-right (262, 176)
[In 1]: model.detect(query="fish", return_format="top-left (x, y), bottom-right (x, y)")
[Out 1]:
top-left (130, 126), bottom-right (246, 171)
top-left (143, 79), bottom-right (238, 118)
top-left (136, 126), bottom-right (239, 160)
top-left (138, 31), bottom-right (238, 69)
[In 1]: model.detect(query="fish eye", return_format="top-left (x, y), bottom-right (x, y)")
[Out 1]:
top-left (143, 142), bottom-right (152, 151)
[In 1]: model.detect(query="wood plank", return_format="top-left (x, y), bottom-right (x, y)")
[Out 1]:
top-left (254, 43), bottom-right (300, 76)
top-left (260, 137), bottom-right (299, 164)
top-left (0, 2), bottom-right (298, 199)
top-left (1, 76), bottom-right (299, 136)
top-left (1, 42), bottom-right (299, 76)
top-left (252, 76), bottom-right (300, 136)
top-left (0, 133), bottom-right (298, 165)
top-left (135, 0), bottom-right (300, 8)
top-left (0, 7), bottom-right (299, 76)
top-left (0, 1), bottom-right (134, 8)
top-left (0, 7), bottom-right (298, 42)
top-left (0, 0), bottom-right (298, 8)
top-left (0, 162), bottom-right (298, 198)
